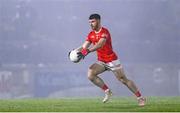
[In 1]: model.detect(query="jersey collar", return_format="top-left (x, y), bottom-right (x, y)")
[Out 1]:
top-left (95, 27), bottom-right (102, 34)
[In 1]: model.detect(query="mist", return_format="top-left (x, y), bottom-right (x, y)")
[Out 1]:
top-left (0, 0), bottom-right (179, 98)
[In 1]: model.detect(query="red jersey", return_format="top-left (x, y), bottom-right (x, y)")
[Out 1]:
top-left (86, 27), bottom-right (118, 63)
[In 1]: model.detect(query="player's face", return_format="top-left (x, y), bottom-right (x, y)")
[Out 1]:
top-left (89, 19), bottom-right (99, 30)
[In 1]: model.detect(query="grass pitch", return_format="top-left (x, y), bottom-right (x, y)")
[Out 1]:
top-left (0, 97), bottom-right (180, 112)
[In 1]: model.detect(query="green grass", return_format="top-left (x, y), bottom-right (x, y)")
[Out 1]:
top-left (0, 97), bottom-right (180, 112)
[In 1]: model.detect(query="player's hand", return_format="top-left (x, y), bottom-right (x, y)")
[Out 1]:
top-left (77, 48), bottom-right (90, 59)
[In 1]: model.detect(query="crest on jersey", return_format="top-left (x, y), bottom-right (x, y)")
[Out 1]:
top-left (91, 35), bottom-right (95, 39)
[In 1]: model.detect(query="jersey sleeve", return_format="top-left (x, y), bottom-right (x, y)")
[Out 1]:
top-left (85, 32), bottom-right (92, 43)
top-left (100, 30), bottom-right (109, 40)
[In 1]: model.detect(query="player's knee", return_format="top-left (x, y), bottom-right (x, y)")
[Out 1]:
top-left (88, 73), bottom-right (97, 82)
top-left (88, 67), bottom-right (97, 75)
top-left (87, 69), bottom-right (97, 81)
top-left (87, 75), bottom-right (94, 81)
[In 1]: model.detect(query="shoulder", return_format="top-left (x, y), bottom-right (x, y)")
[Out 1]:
top-left (102, 27), bottom-right (110, 33)
top-left (101, 27), bottom-right (110, 38)
top-left (86, 31), bottom-right (95, 41)
top-left (88, 30), bottom-right (95, 36)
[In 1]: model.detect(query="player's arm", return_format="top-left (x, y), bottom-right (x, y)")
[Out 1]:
top-left (88, 38), bottom-right (106, 52)
top-left (76, 41), bottom-right (91, 51)
top-left (78, 38), bottom-right (106, 59)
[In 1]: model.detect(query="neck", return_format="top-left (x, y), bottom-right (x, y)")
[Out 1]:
top-left (95, 25), bottom-right (101, 32)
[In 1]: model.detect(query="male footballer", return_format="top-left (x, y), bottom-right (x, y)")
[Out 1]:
top-left (76, 14), bottom-right (146, 106)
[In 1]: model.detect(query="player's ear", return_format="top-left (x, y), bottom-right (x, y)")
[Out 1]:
top-left (97, 19), bottom-right (101, 26)
top-left (97, 19), bottom-right (100, 23)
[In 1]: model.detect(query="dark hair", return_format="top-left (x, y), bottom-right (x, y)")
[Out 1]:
top-left (89, 14), bottom-right (101, 20)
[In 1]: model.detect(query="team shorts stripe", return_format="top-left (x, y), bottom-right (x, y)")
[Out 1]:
top-left (96, 59), bottom-right (122, 71)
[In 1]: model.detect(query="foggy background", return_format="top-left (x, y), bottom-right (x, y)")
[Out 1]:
top-left (0, 0), bottom-right (179, 98)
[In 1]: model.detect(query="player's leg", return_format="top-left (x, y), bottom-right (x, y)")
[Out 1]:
top-left (112, 66), bottom-right (146, 106)
top-left (87, 63), bottom-right (112, 103)
top-left (88, 63), bottom-right (107, 90)
top-left (113, 67), bottom-right (138, 94)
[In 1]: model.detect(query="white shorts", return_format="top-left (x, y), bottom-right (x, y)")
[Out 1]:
top-left (96, 59), bottom-right (122, 71)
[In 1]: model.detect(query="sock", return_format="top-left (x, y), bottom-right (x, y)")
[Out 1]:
top-left (135, 91), bottom-right (142, 97)
top-left (102, 84), bottom-right (109, 91)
